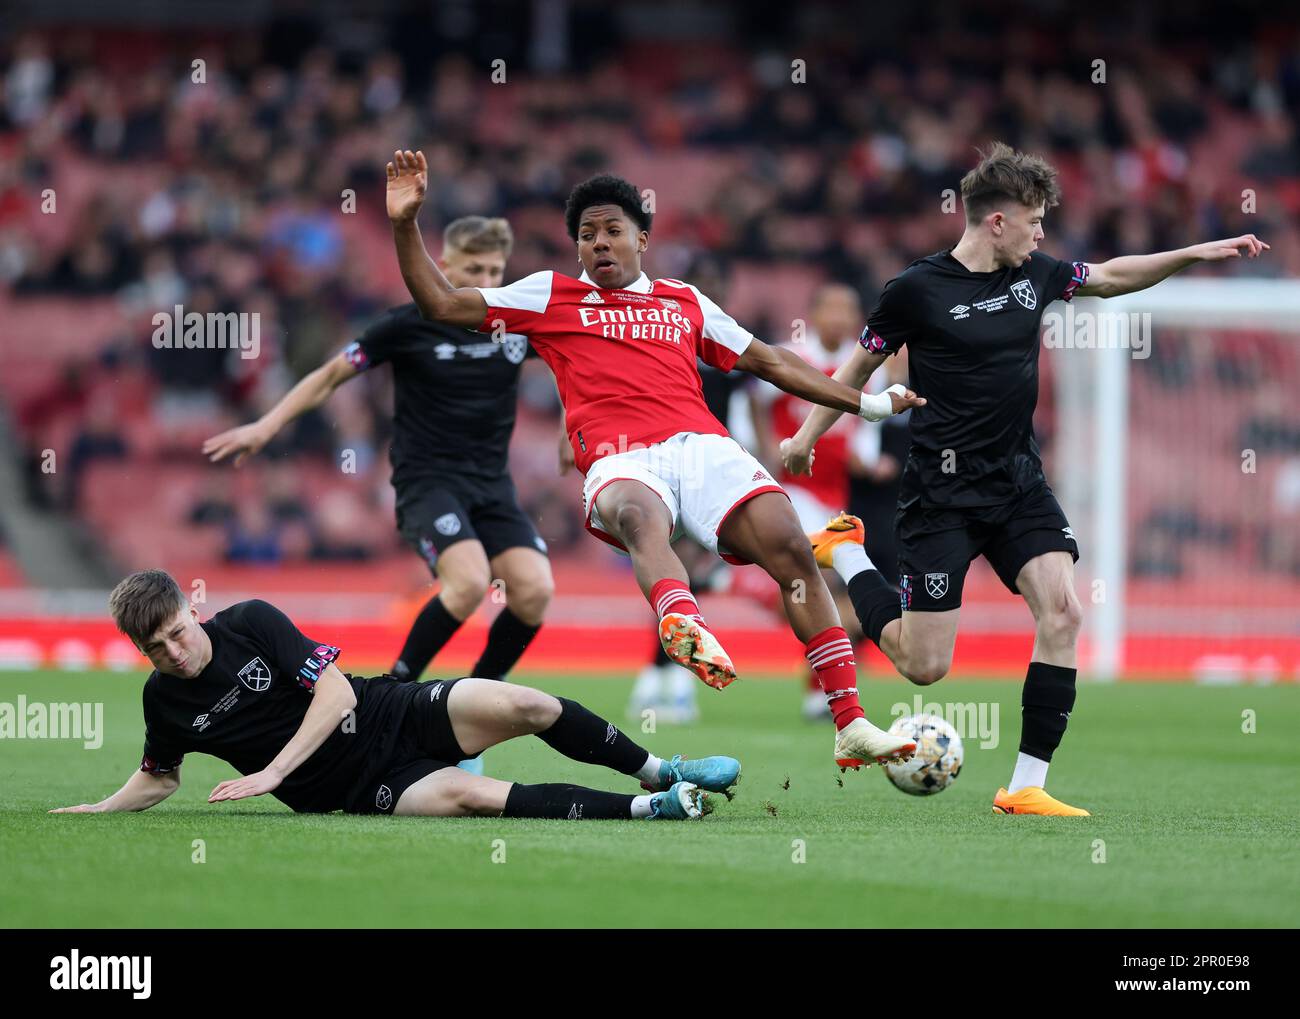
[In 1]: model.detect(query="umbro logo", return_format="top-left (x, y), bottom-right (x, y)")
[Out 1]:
top-left (429, 682), bottom-right (444, 701)
top-left (581, 290), bottom-right (604, 304)
top-left (567, 802), bottom-right (583, 819)
top-left (192, 713), bottom-right (209, 728)
top-left (375, 784), bottom-right (392, 811)
top-left (605, 723), bottom-right (618, 744)
top-left (949, 304), bottom-right (970, 320)
top-left (1063, 526), bottom-right (1075, 540)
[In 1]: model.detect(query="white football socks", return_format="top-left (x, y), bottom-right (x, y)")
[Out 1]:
top-left (1008, 752), bottom-right (1049, 793)
top-left (630, 795), bottom-right (653, 818)
top-left (635, 753), bottom-right (664, 784)
top-left (831, 541), bottom-right (874, 583)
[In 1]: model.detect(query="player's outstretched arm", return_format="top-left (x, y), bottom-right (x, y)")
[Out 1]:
top-left (1077, 234), bottom-right (1269, 298)
top-left (50, 766), bottom-right (181, 814)
top-left (202, 353), bottom-right (358, 466)
top-left (774, 345), bottom-right (910, 475)
top-left (207, 664), bottom-right (357, 804)
top-left (387, 149), bottom-right (488, 329)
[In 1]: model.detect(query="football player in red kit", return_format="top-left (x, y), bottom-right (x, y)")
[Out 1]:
top-left (386, 150), bottom-right (922, 770)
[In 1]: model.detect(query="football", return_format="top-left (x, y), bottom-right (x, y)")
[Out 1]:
top-left (883, 714), bottom-right (964, 796)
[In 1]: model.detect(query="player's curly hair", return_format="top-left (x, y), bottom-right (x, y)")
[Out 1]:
top-left (564, 174), bottom-right (652, 240)
top-left (109, 569), bottom-right (187, 647)
top-left (960, 142), bottom-right (1062, 222)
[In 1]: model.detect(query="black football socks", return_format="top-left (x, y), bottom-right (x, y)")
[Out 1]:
top-left (471, 608), bottom-right (542, 680)
top-left (392, 595), bottom-right (463, 681)
top-left (503, 783), bottom-right (636, 819)
top-left (1019, 661), bottom-right (1077, 761)
top-left (537, 698), bottom-right (653, 776)
top-left (847, 569), bottom-right (903, 648)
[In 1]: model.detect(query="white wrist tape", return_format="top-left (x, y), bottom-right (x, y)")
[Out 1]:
top-left (858, 383), bottom-right (907, 422)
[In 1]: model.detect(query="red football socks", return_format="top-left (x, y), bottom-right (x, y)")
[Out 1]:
top-left (650, 579), bottom-right (701, 622)
top-left (806, 626), bottom-right (863, 728)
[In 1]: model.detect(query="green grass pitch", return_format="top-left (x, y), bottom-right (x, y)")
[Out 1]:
top-left (2, 668), bottom-right (1297, 928)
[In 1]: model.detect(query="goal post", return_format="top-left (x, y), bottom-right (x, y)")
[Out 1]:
top-left (1051, 279), bottom-right (1300, 682)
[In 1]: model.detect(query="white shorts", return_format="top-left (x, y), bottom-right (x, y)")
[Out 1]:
top-left (783, 484), bottom-right (839, 534)
top-left (582, 432), bottom-right (787, 565)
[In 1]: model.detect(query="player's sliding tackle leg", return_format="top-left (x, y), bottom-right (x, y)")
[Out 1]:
top-left (393, 677), bottom-right (741, 820)
top-left (718, 493), bottom-right (916, 770)
top-left (594, 480), bottom-right (737, 689)
top-left (812, 514), bottom-right (1087, 814)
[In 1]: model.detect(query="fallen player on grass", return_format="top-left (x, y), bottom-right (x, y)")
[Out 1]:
top-left (50, 570), bottom-right (740, 821)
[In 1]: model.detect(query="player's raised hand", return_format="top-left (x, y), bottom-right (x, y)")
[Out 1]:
top-left (208, 768), bottom-right (282, 803)
top-left (386, 149), bottom-right (428, 223)
top-left (780, 437), bottom-right (815, 476)
top-left (1193, 234), bottom-right (1270, 261)
top-left (202, 421), bottom-right (272, 466)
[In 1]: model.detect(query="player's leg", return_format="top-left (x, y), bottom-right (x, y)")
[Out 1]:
top-left (391, 766), bottom-right (712, 820)
top-left (992, 551), bottom-right (1087, 815)
top-left (473, 547), bottom-right (553, 679)
top-left (586, 454), bottom-right (736, 688)
top-left (392, 489), bottom-right (490, 682)
top-left (811, 511), bottom-right (965, 684)
top-left (440, 677), bottom-right (740, 794)
top-left (785, 486), bottom-right (862, 720)
top-left (984, 484), bottom-right (1088, 816)
top-left (593, 479), bottom-right (686, 592)
top-left (698, 447), bottom-right (914, 767)
top-left (468, 479), bottom-right (555, 681)
top-left (629, 538), bottom-right (715, 722)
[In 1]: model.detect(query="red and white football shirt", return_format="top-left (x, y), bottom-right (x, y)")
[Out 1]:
top-left (755, 334), bottom-right (860, 510)
top-left (477, 270), bottom-right (753, 475)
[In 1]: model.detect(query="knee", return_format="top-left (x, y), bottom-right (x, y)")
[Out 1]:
top-left (506, 569), bottom-right (554, 621)
top-left (900, 657), bottom-right (951, 686)
top-left (763, 527), bottom-right (818, 581)
top-left (507, 687), bottom-right (562, 731)
top-left (455, 778), bottom-right (499, 816)
top-left (613, 502), bottom-right (665, 549)
top-left (1037, 597), bottom-right (1083, 649)
top-left (441, 565), bottom-right (491, 613)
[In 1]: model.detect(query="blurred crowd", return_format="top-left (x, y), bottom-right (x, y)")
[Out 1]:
top-left (1, 1), bottom-right (1298, 574)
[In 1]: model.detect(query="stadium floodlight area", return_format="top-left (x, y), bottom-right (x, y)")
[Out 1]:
top-left (1052, 280), bottom-right (1300, 682)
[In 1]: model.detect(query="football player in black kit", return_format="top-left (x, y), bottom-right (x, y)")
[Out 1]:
top-left (50, 571), bottom-right (740, 820)
top-left (204, 217), bottom-right (553, 720)
top-left (782, 143), bottom-right (1268, 815)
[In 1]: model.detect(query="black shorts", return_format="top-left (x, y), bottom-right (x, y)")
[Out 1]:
top-left (344, 677), bottom-right (472, 815)
top-left (396, 474), bottom-right (547, 574)
top-left (895, 471), bottom-right (1079, 613)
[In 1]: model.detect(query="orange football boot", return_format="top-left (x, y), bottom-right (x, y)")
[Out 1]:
top-left (992, 787), bottom-right (1090, 816)
top-left (808, 512), bottom-right (865, 569)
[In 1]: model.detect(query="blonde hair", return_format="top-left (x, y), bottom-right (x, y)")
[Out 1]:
top-left (443, 216), bottom-right (514, 258)
top-left (960, 142), bottom-right (1062, 223)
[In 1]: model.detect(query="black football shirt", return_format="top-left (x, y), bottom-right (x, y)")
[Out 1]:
top-left (139, 599), bottom-right (420, 813)
top-left (343, 303), bottom-right (536, 489)
top-left (863, 249), bottom-right (1088, 507)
